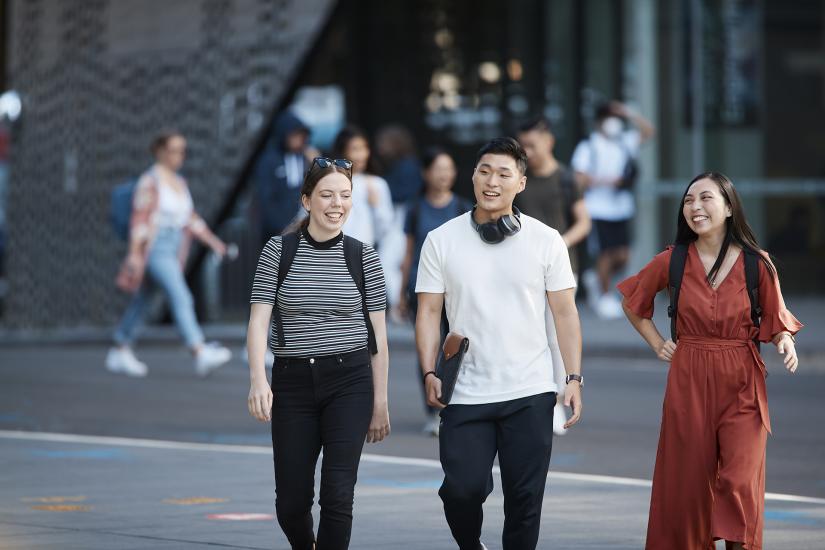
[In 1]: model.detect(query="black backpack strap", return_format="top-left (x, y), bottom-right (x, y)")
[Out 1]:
top-left (344, 235), bottom-right (378, 355)
top-left (667, 244), bottom-right (689, 343)
top-left (274, 232), bottom-right (299, 347)
top-left (744, 249), bottom-right (762, 352)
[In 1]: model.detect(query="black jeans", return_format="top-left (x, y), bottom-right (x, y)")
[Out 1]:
top-left (271, 348), bottom-right (373, 550)
top-left (438, 392), bottom-right (556, 550)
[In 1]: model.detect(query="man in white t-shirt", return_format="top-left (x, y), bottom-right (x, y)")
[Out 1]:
top-left (415, 137), bottom-right (583, 550)
top-left (571, 101), bottom-right (655, 319)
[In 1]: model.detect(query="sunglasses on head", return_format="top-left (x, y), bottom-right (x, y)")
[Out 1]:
top-left (312, 157), bottom-right (353, 176)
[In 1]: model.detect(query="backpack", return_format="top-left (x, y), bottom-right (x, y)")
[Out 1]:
top-left (667, 243), bottom-right (762, 350)
top-left (110, 179), bottom-right (138, 240)
top-left (587, 137), bottom-right (638, 190)
top-left (273, 232), bottom-right (378, 355)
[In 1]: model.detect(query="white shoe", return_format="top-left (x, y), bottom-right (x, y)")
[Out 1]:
top-left (422, 414), bottom-right (440, 437)
top-left (596, 293), bottom-right (624, 320)
top-left (553, 402), bottom-right (568, 436)
top-left (582, 269), bottom-right (601, 309)
top-left (195, 342), bottom-right (231, 377)
top-left (105, 347), bottom-right (148, 377)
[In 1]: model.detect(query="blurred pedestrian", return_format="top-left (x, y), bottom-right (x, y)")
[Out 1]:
top-left (254, 110), bottom-right (319, 248)
top-left (517, 116), bottom-right (591, 436)
top-left (399, 146), bottom-right (471, 436)
top-left (246, 157), bottom-right (390, 550)
top-left (572, 100), bottom-right (654, 319)
top-left (618, 172), bottom-right (802, 550)
top-left (416, 138), bottom-right (582, 550)
top-left (375, 124), bottom-right (423, 320)
top-left (333, 125), bottom-right (394, 247)
top-left (108, 131), bottom-right (232, 377)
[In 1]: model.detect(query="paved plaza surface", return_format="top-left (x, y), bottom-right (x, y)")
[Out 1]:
top-left (2, 298), bottom-right (825, 548)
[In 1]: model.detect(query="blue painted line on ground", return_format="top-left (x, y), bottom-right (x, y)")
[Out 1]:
top-left (764, 509), bottom-right (820, 526)
top-left (29, 448), bottom-right (131, 460)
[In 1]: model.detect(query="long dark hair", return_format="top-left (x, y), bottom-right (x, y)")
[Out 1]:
top-left (332, 125), bottom-right (379, 174)
top-left (675, 172), bottom-right (775, 282)
top-left (284, 160), bottom-right (353, 234)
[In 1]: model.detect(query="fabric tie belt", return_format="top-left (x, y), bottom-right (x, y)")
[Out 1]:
top-left (677, 335), bottom-right (771, 433)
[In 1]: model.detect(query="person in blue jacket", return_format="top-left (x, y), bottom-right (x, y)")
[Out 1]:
top-left (254, 111), bottom-right (318, 249)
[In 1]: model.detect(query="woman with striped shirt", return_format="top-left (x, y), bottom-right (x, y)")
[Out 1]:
top-left (247, 157), bottom-right (390, 550)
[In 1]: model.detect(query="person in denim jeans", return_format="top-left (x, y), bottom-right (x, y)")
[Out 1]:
top-left (107, 131), bottom-right (232, 377)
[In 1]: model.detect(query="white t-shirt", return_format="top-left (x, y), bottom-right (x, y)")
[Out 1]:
top-left (571, 130), bottom-right (640, 221)
top-left (342, 173), bottom-right (394, 247)
top-left (415, 212), bottom-right (577, 405)
top-left (156, 179), bottom-right (194, 229)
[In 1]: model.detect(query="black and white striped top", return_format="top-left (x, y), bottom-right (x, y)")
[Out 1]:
top-left (250, 230), bottom-right (386, 357)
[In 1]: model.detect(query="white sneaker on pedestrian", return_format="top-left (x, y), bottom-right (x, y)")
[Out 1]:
top-left (195, 342), bottom-right (231, 377)
top-left (422, 413), bottom-right (440, 437)
top-left (553, 402), bottom-right (568, 436)
top-left (596, 293), bottom-right (624, 320)
top-left (582, 269), bottom-right (601, 309)
top-left (105, 347), bottom-right (148, 378)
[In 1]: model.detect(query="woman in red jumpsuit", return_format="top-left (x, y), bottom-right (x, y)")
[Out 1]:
top-left (618, 172), bottom-right (802, 549)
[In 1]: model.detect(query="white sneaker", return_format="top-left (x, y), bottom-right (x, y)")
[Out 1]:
top-left (422, 414), bottom-right (440, 437)
top-left (195, 342), bottom-right (231, 377)
top-left (105, 347), bottom-right (148, 377)
top-left (596, 293), bottom-right (624, 320)
top-left (553, 402), bottom-right (568, 436)
top-left (582, 269), bottom-right (601, 309)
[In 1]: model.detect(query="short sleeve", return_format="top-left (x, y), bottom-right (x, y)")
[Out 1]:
top-left (616, 248), bottom-right (671, 319)
top-left (544, 230), bottom-right (577, 292)
top-left (362, 244), bottom-right (387, 311)
top-left (414, 234), bottom-right (445, 293)
top-left (570, 140), bottom-right (591, 173)
top-left (756, 253), bottom-right (803, 342)
top-left (250, 237), bottom-right (281, 305)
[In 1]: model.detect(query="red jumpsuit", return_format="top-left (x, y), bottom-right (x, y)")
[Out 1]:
top-left (618, 244), bottom-right (802, 550)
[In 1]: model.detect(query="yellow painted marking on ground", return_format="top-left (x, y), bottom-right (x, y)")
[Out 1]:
top-left (21, 496), bottom-right (87, 503)
top-left (163, 497), bottom-right (229, 505)
top-left (31, 504), bottom-right (92, 512)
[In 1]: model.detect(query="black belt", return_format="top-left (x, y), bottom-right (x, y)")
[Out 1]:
top-left (274, 347), bottom-right (370, 368)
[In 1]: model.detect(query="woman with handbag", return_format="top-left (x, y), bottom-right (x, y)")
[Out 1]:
top-left (618, 172), bottom-right (802, 549)
top-left (107, 130), bottom-right (231, 377)
top-left (246, 157), bottom-right (390, 550)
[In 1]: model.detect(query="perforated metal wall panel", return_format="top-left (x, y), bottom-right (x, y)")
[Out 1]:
top-left (5, 0), bottom-right (334, 328)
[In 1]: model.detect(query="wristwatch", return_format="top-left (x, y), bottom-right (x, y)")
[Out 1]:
top-left (565, 374), bottom-right (584, 387)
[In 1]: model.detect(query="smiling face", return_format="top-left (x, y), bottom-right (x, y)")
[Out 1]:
top-left (301, 172), bottom-right (353, 234)
top-left (472, 153), bottom-right (526, 218)
top-left (682, 178), bottom-right (731, 238)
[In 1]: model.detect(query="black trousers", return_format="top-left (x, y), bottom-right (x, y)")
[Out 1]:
top-left (438, 392), bottom-right (556, 550)
top-left (271, 348), bottom-right (373, 550)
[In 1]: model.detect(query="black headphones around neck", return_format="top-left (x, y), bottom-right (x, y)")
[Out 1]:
top-left (470, 206), bottom-right (522, 244)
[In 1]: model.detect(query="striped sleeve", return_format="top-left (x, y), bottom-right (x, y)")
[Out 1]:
top-left (362, 244), bottom-right (387, 311)
top-left (250, 237), bottom-right (282, 304)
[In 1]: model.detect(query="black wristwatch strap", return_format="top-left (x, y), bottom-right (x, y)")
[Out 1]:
top-left (565, 373), bottom-right (583, 386)
top-left (423, 371), bottom-right (438, 383)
